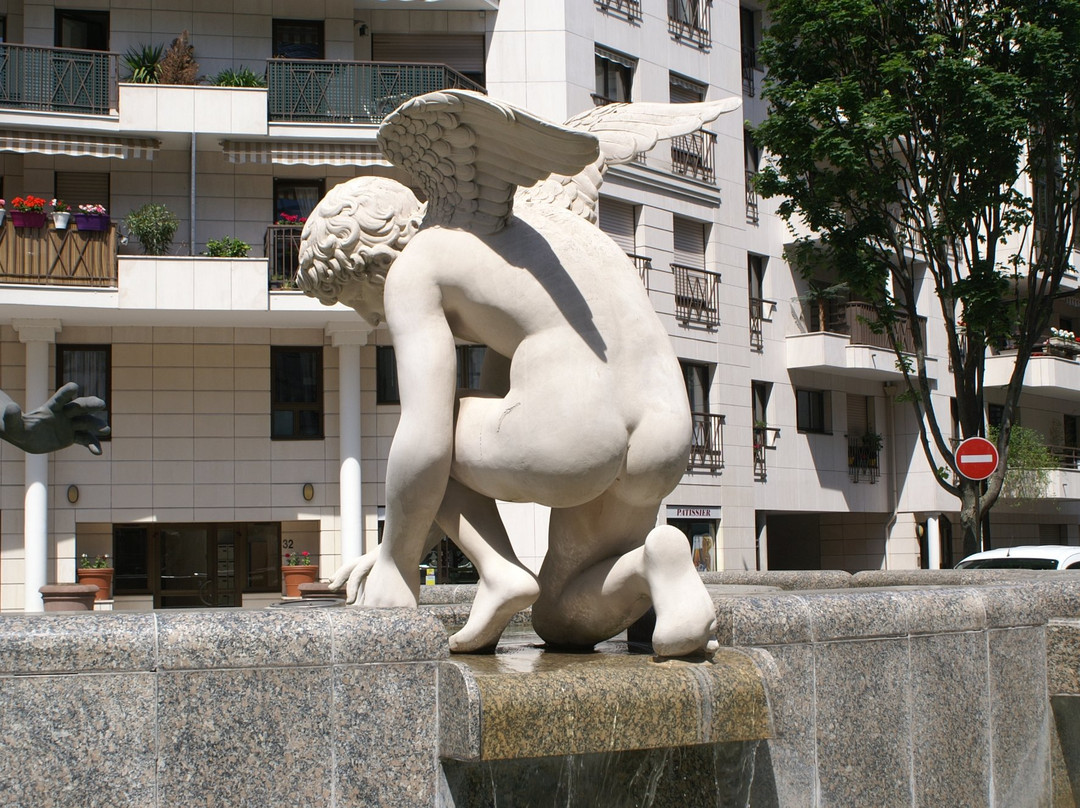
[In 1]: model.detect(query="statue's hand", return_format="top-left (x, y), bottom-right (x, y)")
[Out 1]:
top-left (2, 383), bottom-right (110, 455)
top-left (328, 551), bottom-right (379, 604)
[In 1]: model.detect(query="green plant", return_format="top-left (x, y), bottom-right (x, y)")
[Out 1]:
top-left (205, 236), bottom-right (251, 257)
top-left (988, 425), bottom-right (1054, 503)
top-left (79, 553), bottom-right (110, 569)
top-left (861, 432), bottom-right (883, 452)
top-left (123, 43), bottom-right (163, 83)
top-left (284, 551), bottom-right (312, 566)
top-left (211, 66), bottom-right (266, 88)
top-left (126, 203), bottom-right (179, 256)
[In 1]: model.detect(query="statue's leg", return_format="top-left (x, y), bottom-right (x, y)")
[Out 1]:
top-left (436, 478), bottom-right (539, 652)
top-left (533, 497), bottom-right (717, 657)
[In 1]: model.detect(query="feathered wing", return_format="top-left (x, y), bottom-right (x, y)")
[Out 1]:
top-left (377, 90), bottom-right (600, 235)
top-left (519, 98), bottom-right (742, 222)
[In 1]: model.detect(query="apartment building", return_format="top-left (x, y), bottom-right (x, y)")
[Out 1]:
top-left (1, 0), bottom-right (1077, 613)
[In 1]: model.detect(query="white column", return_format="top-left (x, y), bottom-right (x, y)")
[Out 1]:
top-left (327, 324), bottom-right (372, 564)
top-left (926, 515), bottom-right (942, 570)
top-left (14, 320), bottom-right (61, 612)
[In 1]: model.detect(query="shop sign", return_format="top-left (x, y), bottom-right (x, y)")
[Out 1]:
top-left (666, 505), bottom-right (721, 520)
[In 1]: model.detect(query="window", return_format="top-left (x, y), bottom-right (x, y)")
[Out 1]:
top-left (672, 216), bottom-right (720, 327)
top-left (56, 345), bottom-right (110, 436)
top-left (669, 73), bottom-right (706, 104)
top-left (987, 403), bottom-right (1005, 430)
top-left (668, 0), bottom-right (712, 48)
top-left (457, 345), bottom-right (487, 391)
top-left (748, 254), bottom-right (769, 349)
top-left (740, 7), bottom-right (761, 96)
top-left (271, 346), bottom-right (323, 439)
top-left (598, 197), bottom-right (638, 256)
top-left (796, 389), bottom-right (830, 433)
top-left (274, 178), bottom-right (324, 224)
top-left (376, 346), bottom-right (400, 405)
top-left (56, 10), bottom-right (109, 50)
top-left (594, 47), bottom-right (635, 105)
top-left (272, 19), bottom-right (325, 59)
top-left (683, 361), bottom-right (723, 471)
top-left (745, 129), bottom-right (760, 224)
top-left (55, 172), bottom-right (109, 210)
top-left (371, 34), bottom-right (486, 87)
top-left (682, 362), bottom-right (711, 413)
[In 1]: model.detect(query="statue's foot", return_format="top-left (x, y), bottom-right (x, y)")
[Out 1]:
top-left (643, 526), bottom-right (718, 657)
top-left (360, 558), bottom-right (419, 608)
top-left (449, 565), bottom-right (540, 653)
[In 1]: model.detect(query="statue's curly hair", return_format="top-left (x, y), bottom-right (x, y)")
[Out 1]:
top-left (296, 176), bottom-right (425, 306)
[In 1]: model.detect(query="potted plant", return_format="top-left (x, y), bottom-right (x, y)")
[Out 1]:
top-left (50, 198), bottom-right (71, 230)
top-left (204, 235), bottom-right (251, 257)
top-left (74, 203), bottom-right (110, 231)
top-left (275, 213), bottom-right (306, 226)
top-left (211, 66), bottom-right (266, 87)
top-left (76, 553), bottom-right (114, 601)
top-left (10, 195), bottom-right (47, 229)
top-left (126, 202), bottom-right (179, 255)
top-left (281, 551), bottom-right (318, 597)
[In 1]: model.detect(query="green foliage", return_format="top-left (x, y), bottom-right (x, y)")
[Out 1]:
top-left (204, 236), bottom-right (251, 257)
top-left (123, 44), bottom-right (163, 84)
top-left (989, 425), bottom-right (1054, 502)
top-left (211, 66), bottom-right (266, 88)
top-left (126, 203), bottom-right (179, 256)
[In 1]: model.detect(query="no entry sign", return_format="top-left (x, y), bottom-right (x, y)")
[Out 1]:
top-left (955, 437), bottom-right (999, 481)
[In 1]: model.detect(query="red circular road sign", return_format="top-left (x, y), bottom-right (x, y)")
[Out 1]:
top-left (955, 437), bottom-right (1000, 481)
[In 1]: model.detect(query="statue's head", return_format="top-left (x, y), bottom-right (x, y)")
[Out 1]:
top-left (296, 176), bottom-right (425, 326)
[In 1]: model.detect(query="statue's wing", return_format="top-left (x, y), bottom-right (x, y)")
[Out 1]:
top-left (378, 90), bottom-right (600, 235)
top-left (519, 98), bottom-right (742, 223)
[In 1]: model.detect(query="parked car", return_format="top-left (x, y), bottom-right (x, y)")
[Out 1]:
top-left (955, 545), bottom-right (1080, 570)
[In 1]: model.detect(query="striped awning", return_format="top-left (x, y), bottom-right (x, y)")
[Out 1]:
top-left (221, 140), bottom-right (391, 167)
top-left (0, 130), bottom-right (160, 159)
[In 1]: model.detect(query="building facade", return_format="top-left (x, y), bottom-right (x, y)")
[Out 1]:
top-left (1, 0), bottom-right (1077, 612)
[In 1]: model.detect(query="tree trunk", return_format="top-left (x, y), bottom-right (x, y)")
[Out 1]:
top-left (958, 479), bottom-right (982, 558)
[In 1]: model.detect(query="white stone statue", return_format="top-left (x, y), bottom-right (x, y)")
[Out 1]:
top-left (298, 90), bottom-right (739, 655)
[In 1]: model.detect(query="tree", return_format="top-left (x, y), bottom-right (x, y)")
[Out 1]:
top-left (754, 0), bottom-right (1080, 555)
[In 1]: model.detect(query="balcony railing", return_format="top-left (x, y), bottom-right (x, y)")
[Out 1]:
top-left (753, 425), bottom-right (780, 482)
top-left (745, 170), bottom-right (760, 224)
top-left (0, 221), bottom-right (117, 286)
top-left (848, 435), bottom-right (881, 484)
top-left (266, 225), bottom-right (302, 287)
top-left (670, 129), bottom-right (717, 184)
top-left (805, 298), bottom-right (926, 353)
top-left (742, 47), bottom-right (757, 97)
top-left (1049, 444), bottom-right (1080, 469)
top-left (267, 59), bottom-right (484, 124)
top-left (688, 412), bottom-right (725, 471)
top-left (672, 264), bottom-right (721, 328)
top-left (629, 253), bottom-right (652, 288)
top-left (0, 43), bottom-right (117, 115)
top-left (596, 0), bottom-right (643, 21)
top-left (749, 296), bottom-right (775, 351)
top-left (668, 0), bottom-right (712, 48)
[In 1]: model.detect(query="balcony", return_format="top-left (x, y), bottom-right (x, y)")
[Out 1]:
top-left (267, 60), bottom-right (484, 124)
top-left (0, 43), bottom-right (117, 116)
top-left (266, 225), bottom-right (302, 288)
top-left (668, 0), bottom-right (712, 48)
top-left (672, 264), bottom-right (721, 329)
top-left (670, 129), bottom-right (717, 184)
top-left (985, 338), bottom-right (1080, 400)
top-left (786, 299), bottom-right (931, 380)
top-left (749, 296), bottom-right (775, 351)
top-left (596, 0), bottom-right (643, 21)
top-left (688, 412), bottom-right (725, 471)
top-left (0, 220), bottom-right (117, 287)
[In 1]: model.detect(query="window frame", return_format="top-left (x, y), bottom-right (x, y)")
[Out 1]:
top-left (796, 388), bottom-right (830, 434)
top-left (273, 177), bottom-right (325, 224)
top-left (272, 18), bottom-right (325, 60)
top-left (55, 344), bottom-right (111, 439)
top-left (55, 9), bottom-right (110, 50)
top-left (270, 345), bottom-right (324, 440)
top-left (594, 47), bottom-right (636, 105)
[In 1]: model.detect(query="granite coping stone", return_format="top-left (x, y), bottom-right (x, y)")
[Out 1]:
top-left (701, 570), bottom-right (853, 589)
top-left (439, 644), bottom-right (770, 761)
top-left (0, 612), bottom-right (156, 675)
top-left (1048, 618), bottom-right (1080, 695)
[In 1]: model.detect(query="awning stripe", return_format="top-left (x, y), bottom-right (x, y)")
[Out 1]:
top-left (0, 130), bottom-right (160, 160)
top-left (221, 140), bottom-right (391, 167)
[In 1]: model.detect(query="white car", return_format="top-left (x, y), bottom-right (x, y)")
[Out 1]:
top-left (955, 545), bottom-right (1080, 571)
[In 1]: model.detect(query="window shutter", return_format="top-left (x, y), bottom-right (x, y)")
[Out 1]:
top-left (673, 216), bottom-right (706, 268)
top-left (847, 394), bottom-right (869, 436)
top-left (55, 171), bottom-right (110, 209)
top-left (598, 198), bottom-right (636, 254)
top-left (371, 34), bottom-right (486, 75)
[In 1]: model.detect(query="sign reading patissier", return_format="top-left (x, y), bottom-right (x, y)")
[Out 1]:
top-left (666, 505), bottom-right (721, 520)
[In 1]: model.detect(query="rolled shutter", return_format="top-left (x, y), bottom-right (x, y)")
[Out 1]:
top-left (598, 198), bottom-right (636, 254)
top-left (673, 216), bottom-right (706, 268)
top-left (371, 34), bottom-right (486, 76)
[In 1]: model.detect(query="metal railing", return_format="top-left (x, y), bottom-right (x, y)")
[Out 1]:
top-left (596, 0), bottom-right (643, 21)
top-left (0, 221), bottom-right (117, 286)
top-left (266, 225), bottom-right (303, 287)
top-left (848, 435), bottom-right (881, 484)
top-left (668, 0), bottom-right (712, 48)
top-left (749, 296), bottom-right (775, 351)
top-left (753, 425), bottom-right (780, 482)
top-left (672, 263), bottom-right (721, 328)
top-left (745, 169), bottom-right (759, 224)
top-left (629, 253), bottom-right (652, 288)
top-left (688, 412), bottom-right (725, 471)
top-left (742, 47), bottom-right (757, 97)
top-left (670, 129), bottom-right (717, 184)
top-left (0, 43), bottom-right (117, 115)
top-left (267, 59), bottom-right (485, 123)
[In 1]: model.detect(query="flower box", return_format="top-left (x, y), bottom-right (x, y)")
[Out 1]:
top-left (282, 565), bottom-right (319, 597)
top-left (10, 211), bottom-right (47, 229)
top-left (76, 567), bottom-right (114, 601)
top-left (73, 213), bottom-right (110, 232)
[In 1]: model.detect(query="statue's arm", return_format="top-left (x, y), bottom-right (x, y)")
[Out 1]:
top-left (0, 384), bottom-right (109, 455)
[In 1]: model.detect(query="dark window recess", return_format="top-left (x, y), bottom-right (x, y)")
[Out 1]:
top-left (271, 346), bottom-right (323, 439)
top-left (56, 9), bottom-right (110, 50)
top-left (796, 389), bottom-right (828, 433)
top-left (376, 345), bottom-right (400, 405)
top-left (56, 344), bottom-right (111, 435)
top-left (274, 178), bottom-right (324, 223)
top-left (594, 48), bottom-right (635, 104)
top-left (272, 19), bottom-right (325, 59)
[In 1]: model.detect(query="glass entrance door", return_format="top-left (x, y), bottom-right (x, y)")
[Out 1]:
top-left (158, 526), bottom-right (211, 609)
